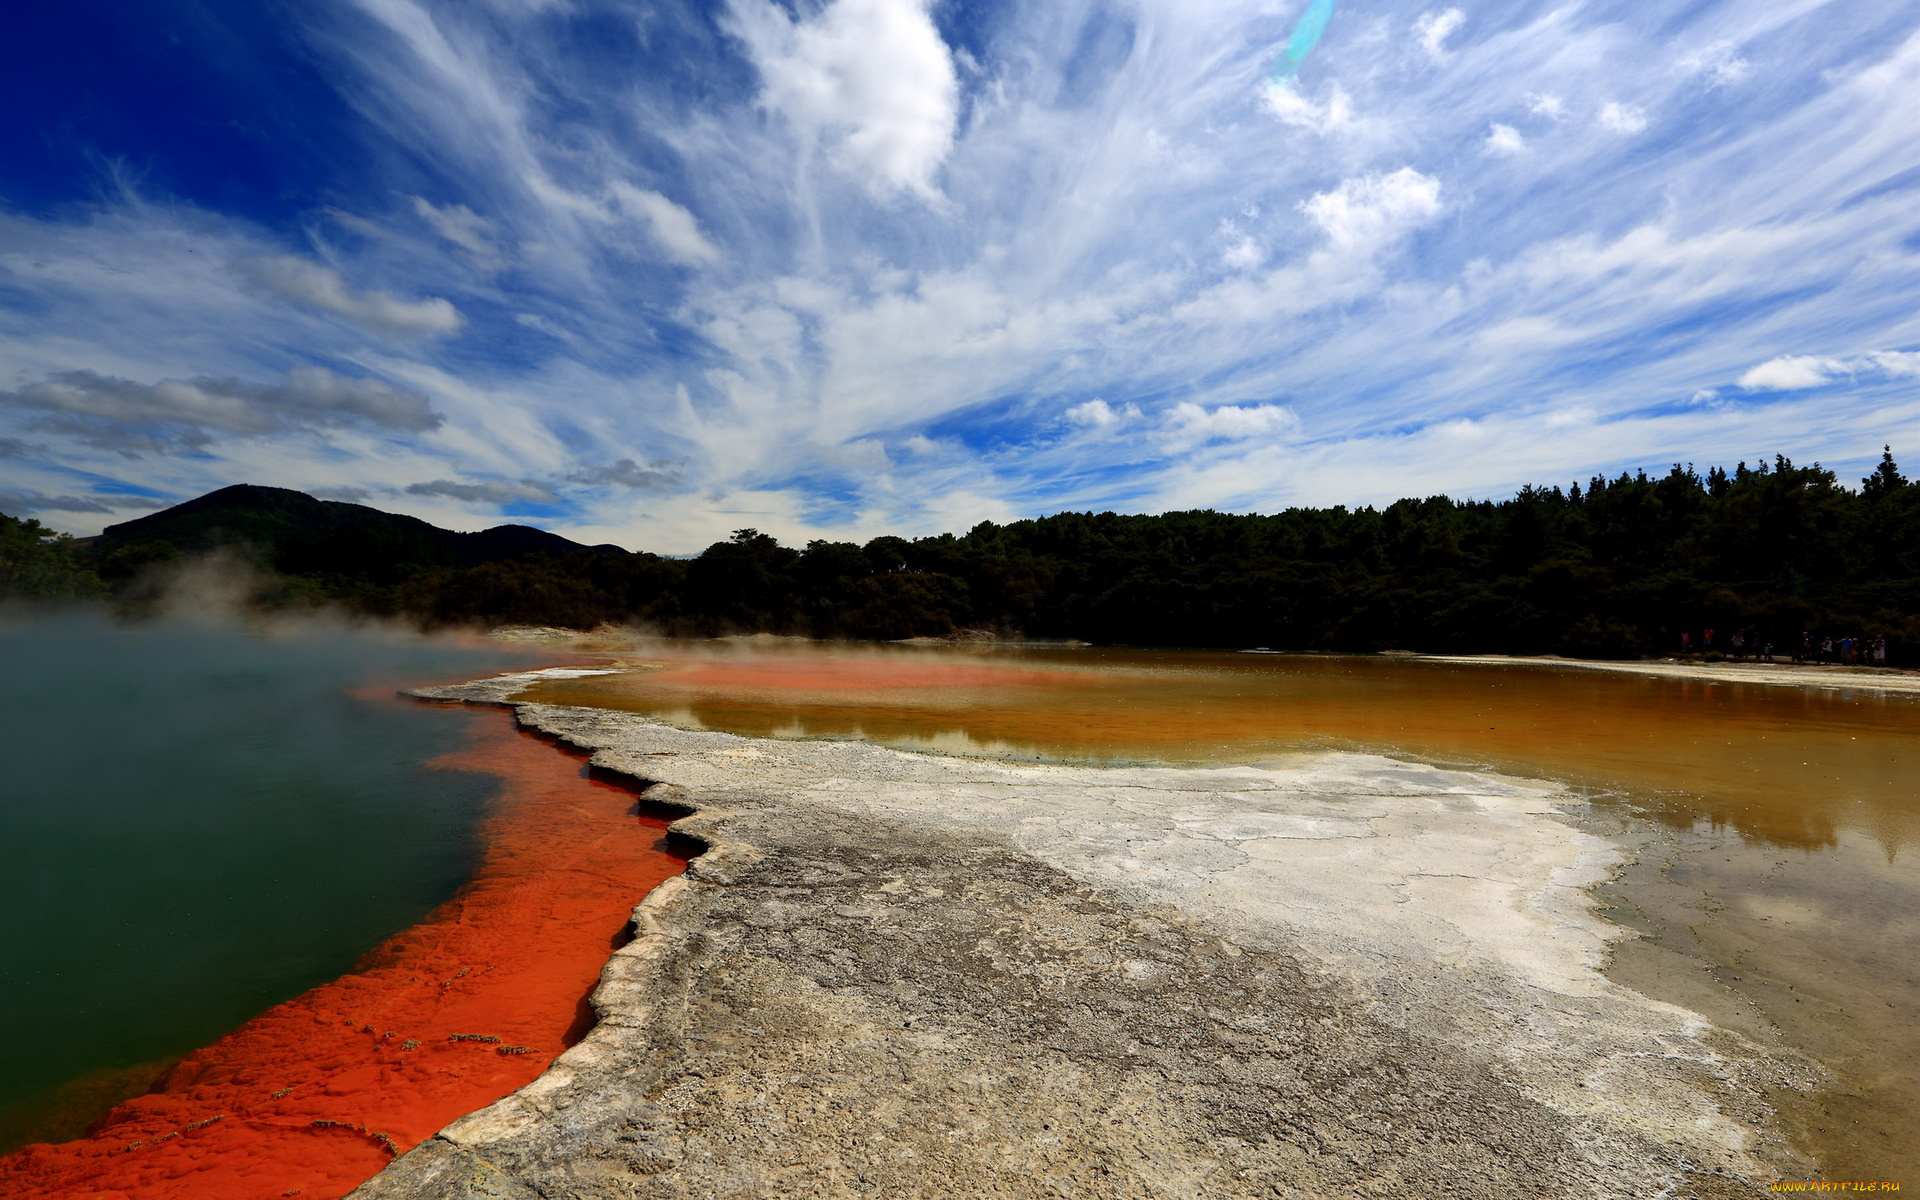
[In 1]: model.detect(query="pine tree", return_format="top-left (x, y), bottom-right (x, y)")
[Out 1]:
top-left (1863, 446), bottom-right (1907, 497)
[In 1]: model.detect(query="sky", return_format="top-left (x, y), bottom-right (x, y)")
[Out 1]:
top-left (1, 0), bottom-right (1917, 552)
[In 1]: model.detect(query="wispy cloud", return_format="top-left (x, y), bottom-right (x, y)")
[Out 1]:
top-left (238, 257), bottom-right (464, 336)
top-left (568, 457), bottom-right (684, 491)
top-left (0, 489), bottom-right (170, 516)
top-left (3, 0), bottom-right (1919, 549)
top-left (411, 197), bottom-right (504, 269)
top-left (609, 186), bottom-right (722, 266)
top-left (0, 368), bottom-right (441, 455)
top-left (405, 477), bottom-right (559, 505)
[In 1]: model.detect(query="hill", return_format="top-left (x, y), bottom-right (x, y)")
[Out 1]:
top-left (95, 485), bottom-right (609, 583)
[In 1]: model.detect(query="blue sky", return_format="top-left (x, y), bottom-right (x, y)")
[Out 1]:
top-left (2, 0), bottom-right (1917, 551)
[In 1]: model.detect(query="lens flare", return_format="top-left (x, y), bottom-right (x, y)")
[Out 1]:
top-left (1270, 0), bottom-right (1336, 84)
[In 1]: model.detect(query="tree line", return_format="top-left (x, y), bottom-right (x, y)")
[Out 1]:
top-left (5, 450), bottom-right (1918, 664)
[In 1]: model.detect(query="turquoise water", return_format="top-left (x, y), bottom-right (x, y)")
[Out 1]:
top-left (0, 611), bottom-right (529, 1140)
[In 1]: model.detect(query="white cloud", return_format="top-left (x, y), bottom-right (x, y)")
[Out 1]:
top-left (1300, 168), bottom-right (1442, 250)
top-left (1680, 43), bottom-right (1752, 89)
top-left (238, 256), bottom-right (464, 336)
top-left (1542, 406), bottom-right (1597, 428)
top-left (1484, 123), bottom-right (1526, 156)
top-left (1261, 81), bottom-right (1356, 135)
top-left (1529, 94), bottom-right (1566, 120)
top-left (610, 184), bottom-right (722, 266)
top-left (1739, 355), bottom-right (1844, 390)
top-left (1064, 399), bottom-right (1140, 430)
top-left (1165, 402), bottom-right (1299, 443)
top-left (1870, 351), bottom-right (1920, 378)
top-left (1221, 236), bottom-right (1264, 271)
top-left (1415, 8), bottom-right (1466, 58)
top-left (1739, 351), bottom-right (1920, 391)
top-left (729, 0), bottom-right (959, 197)
top-left (1597, 101), bottom-right (1648, 135)
top-left (1216, 218), bottom-right (1265, 271)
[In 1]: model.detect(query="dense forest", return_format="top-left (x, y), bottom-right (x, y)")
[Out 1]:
top-left (5, 451), bottom-right (1918, 664)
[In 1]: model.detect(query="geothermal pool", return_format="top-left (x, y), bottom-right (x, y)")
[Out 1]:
top-left (3, 630), bottom-right (1914, 1191)
top-left (0, 614), bottom-right (683, 1199)
top-left (519, 641), bottom-right (1920, 1182)
top-left (0, 613), bottom-right (520, 1151)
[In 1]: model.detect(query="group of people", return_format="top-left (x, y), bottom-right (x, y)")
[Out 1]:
top-left (1793, 632), bottom-right (1889, 666)
top-left (1672, 628), bottom-right (1891, 666)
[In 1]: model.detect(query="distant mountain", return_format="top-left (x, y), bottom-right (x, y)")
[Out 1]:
top-left (96, 485), bottom-right (622, 583)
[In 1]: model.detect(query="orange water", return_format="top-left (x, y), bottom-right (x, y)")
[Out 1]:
top-left (523, 646), bottom-right (1920, 855)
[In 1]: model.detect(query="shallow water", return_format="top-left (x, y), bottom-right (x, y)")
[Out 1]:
top-left (520, 641), bottom-right (1920, 1181)
top-left (0, 610), bottom-right (530, 1152)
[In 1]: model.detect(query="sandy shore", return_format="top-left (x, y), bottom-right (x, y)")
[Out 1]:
top-left (1421, 653), bottom-right (1920, 695)
top-left (341, 669), bottom-right (1822, 1198)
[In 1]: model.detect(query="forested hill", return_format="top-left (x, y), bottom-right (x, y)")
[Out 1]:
top-left (5, 453), bottom-right (1918, 663)
top-left (95, 484), bottom-right (611, 574)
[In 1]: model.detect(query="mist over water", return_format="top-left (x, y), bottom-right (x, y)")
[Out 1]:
top-left (0, 609), bottom-right (528, 1143)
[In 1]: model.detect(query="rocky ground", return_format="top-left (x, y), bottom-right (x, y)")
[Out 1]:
top-left (351, 672), bottom-right (1820, 1198)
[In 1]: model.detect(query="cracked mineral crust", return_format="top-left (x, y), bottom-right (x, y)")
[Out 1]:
top-left (352, 674), bottom-right (1815, 1198)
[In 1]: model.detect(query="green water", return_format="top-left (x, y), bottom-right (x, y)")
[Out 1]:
top-left (0, 610), bottom-right (529, 1144)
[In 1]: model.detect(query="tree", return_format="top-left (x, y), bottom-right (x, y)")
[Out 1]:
top-left (0, 512), bottom-right (104, 602)
top-left (1863, 446), bottom-right (1908, 498)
